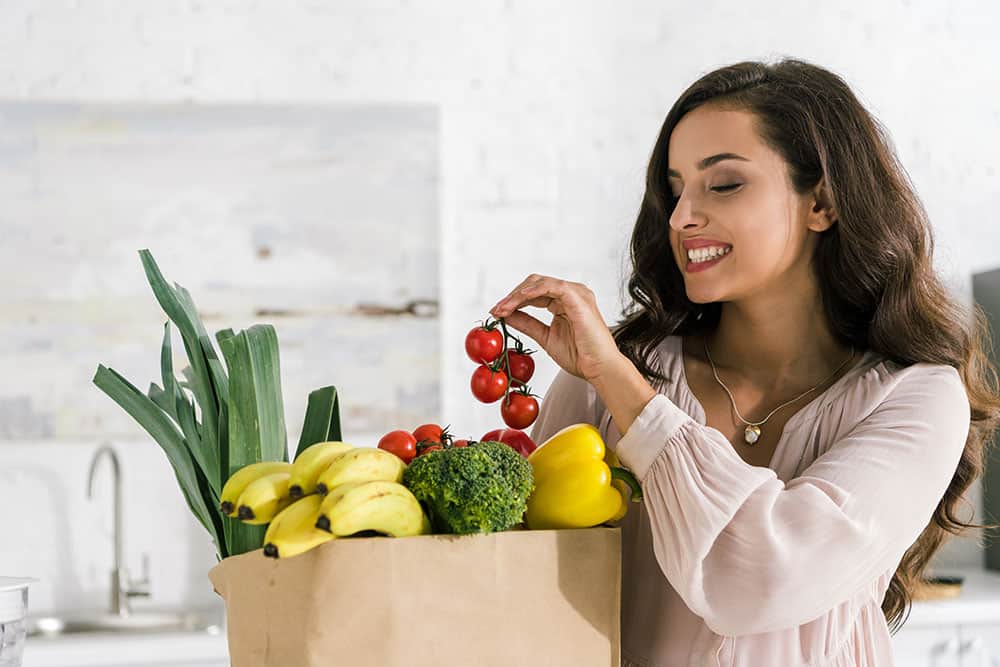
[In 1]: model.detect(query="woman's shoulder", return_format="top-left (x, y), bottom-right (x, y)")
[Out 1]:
top-left (852, 356), bottom-right (965, 412)
top-left (795, 350), bottom-right (967, 434)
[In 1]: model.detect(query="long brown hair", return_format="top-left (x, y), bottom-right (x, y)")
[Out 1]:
top-left (613, 58), bottom-right (1000, 632)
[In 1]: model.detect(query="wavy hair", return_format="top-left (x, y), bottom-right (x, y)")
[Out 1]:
top-left (613, 58), bottom-right (1000, 632)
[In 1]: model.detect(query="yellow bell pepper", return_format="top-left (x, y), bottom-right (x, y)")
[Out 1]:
top-left (525, 423), bottom-right (643, 530)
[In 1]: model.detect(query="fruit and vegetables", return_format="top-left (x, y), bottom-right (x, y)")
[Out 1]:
top-left (464, 324), bottom-right (504, 365)
top-left (262, 495), bottom-right (332, 559)
top-left (402, 439), bottom-right (534, 535)
top-left (315, 480), bottom-right (431, 538)
top-left (315, 447), bottom-right (406, 494)
top-left (94, 250), bottom-right (328, 559)
top-left (377, 430), bottom-right (419, 464)
top-left (480, 428), bottom-right (537, 458)
top-left (525, 424), bottom-right (643, 530)
top-left (470, 364), bottom-right (509, 403)
top-left (220, 442), bottom-right (430, 559)
top-left (96, 249), bottom-right (643, 565)
top-left (500, 391), bottom-right (539, 430)
top-left (288, 441), bottom-right (353, 498)
top-left (235, 471), bottom-right (293, 524)
top-left (411, 423), bottom-right (445, 445)
top-left (220, 461), bottom-right (292, 517)
top-left (464, 318), bottom-right (541, 429)
top-left (505, 350), bottom-right (535, 384)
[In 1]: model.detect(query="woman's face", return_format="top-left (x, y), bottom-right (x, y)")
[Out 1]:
top-left (666, 106), bottom-right (825, 305)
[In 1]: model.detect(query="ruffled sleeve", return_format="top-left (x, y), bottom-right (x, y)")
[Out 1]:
top-left (614, 363), bottom-right (970, 637)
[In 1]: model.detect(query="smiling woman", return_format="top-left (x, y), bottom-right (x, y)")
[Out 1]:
top-left (493, 58), bottom-right (1000, 667)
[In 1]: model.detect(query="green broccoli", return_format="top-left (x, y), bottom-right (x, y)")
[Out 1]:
top-left (402, 440), bottom-right (534, 535)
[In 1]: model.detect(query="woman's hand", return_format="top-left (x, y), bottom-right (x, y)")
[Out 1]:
top-left (489, 274), bottom-right (623, 383)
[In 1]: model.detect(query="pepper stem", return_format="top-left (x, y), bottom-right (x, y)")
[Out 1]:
top-left (610, 467), bottom-right (643, 502)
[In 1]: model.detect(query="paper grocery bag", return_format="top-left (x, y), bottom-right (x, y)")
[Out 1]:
top-left (209, 526), bottom-right (621, 667)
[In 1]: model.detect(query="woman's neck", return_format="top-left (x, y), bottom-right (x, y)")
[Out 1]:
top-left (700, 297), bottom-right (854, 393)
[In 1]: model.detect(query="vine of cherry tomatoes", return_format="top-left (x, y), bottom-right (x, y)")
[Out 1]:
top-left (378, 422), bottom-right (469, 464)
top-left (465, 318), bottom-right (540, 430)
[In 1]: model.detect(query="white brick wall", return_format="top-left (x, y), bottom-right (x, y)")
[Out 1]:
top-left (2, 0), bottom-right (997, 608)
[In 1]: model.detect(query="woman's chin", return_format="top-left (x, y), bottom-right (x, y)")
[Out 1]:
top-left (685, 287), bottom-right (726, 304)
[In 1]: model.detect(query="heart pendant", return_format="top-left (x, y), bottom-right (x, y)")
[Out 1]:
top-left (744, 425), bottom-right (761, 445)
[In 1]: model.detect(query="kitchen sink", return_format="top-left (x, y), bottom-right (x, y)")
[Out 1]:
top-left (27, 609), bottom-right (223, 637)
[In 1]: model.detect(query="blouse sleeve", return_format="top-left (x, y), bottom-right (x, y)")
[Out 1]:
top-left (530, 369), bottom-right (605, 444)
top-left (614, 363), bottom-right (970, 637)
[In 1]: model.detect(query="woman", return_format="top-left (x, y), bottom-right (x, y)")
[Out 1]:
top-left (490, 59), bottom-right (1000, 666)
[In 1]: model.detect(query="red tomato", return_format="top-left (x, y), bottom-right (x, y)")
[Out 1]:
top-left (465, 326), bottom-right (504, 365)
top-left (470, 365), bottom-right (508, 403)
top-left (415, 442), bottom-right (443, 457)
top-left (377, 430), bottom-right (417, 464)
top-left (505, 351), bottom-right (535, 384)
top-left (481, 428), bottom-right (537, 458)
top-left (501, 393), bottom-right (539, 430)
top-left (451, 439), bottom-right (470, 448)
top-left (412, 423), bottom-right (444, 444)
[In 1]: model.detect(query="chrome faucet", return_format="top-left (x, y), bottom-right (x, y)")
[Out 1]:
top-left (87, 444), bottom-right (150, 616)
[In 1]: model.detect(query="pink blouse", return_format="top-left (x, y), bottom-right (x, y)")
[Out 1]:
top-left (529, 335), bottom-right (970, 667)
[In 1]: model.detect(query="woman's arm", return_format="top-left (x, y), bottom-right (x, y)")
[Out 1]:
top-left (613, 363), bottom-right (969, 636)
top-left (589, 352), bottom-right (659, 437)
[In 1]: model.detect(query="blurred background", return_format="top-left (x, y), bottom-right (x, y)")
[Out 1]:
top-left (1, 1), bottom-right (999, 665)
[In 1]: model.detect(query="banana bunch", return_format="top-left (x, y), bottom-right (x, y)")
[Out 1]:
top-left (262, 494), bottom-right (332, 559)
top-left (287, 441), bottom-right (353, 498)
top-left (314, 447), bottom-right (406, 494)
top-left (220, 442), bottom-right (431, 559)
top-left (315, 480), bottom-right (431, 538)
top-left (219, 461), bottom-right (293, 523)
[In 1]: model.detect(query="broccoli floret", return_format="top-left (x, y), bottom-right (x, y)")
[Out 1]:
top-left (402, 440), bottom-right (534, 535)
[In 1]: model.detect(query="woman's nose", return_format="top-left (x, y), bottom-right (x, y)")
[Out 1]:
top-left (669, 198), bottom-right (703, 231)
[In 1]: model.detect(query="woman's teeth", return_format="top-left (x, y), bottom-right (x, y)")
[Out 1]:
top-left (687, 246), bottom-right (732, 263)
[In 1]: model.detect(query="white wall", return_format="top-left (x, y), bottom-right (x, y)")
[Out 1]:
top-left (2, 0), bottom-right (998, 609)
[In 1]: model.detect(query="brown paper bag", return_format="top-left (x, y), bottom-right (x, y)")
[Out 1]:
top-left (209, 526), bottom-right (621, 666)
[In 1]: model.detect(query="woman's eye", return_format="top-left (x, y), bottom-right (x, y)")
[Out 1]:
top-left (710, 183), bottom-right (743, 193)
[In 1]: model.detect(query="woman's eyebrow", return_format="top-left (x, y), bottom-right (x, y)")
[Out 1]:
top-left (666, 153), bottom-right (750, 179)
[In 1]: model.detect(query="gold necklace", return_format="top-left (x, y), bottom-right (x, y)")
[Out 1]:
top-left (704, 338), bottom-right (856, 446)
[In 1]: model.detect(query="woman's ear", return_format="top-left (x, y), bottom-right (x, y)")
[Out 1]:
top-left (807, 178), bottom-right (838, 232)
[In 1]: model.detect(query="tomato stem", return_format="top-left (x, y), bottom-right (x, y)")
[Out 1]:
top-left (498, 318), bottom-right (517, 406)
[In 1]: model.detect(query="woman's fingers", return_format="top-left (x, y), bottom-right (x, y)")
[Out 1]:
top-left (491, 276), bottom-right (579, 318)
top-left (491, 274), bottom-right (543, 307)
top-left (490, 280), bottom-right (541, 317)
top-left (501, 310), bottom-right (550, 348)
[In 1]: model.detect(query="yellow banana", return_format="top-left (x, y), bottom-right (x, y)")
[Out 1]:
top-left (236, 471), bottom-right (292, 525)
top-left (317, 480), bottom-right (365, 510)
top-left (288, 441), bottom-right (354, 498)
top-left (219, 461), bottom-right (292, 517)
top-left (315, 447), bottom-right (406, 495)
top-left (315, 480), bottom-right (430, 537)
top-left (262, 495), bottom-right (334, 559)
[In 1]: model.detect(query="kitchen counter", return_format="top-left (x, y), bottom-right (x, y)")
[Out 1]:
top-left (902, 567), bottom-right (1000, 627)
top-left (23, 628), bottom-right (229, 667)
top-left (21, 605), bottom-right (230, 667)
